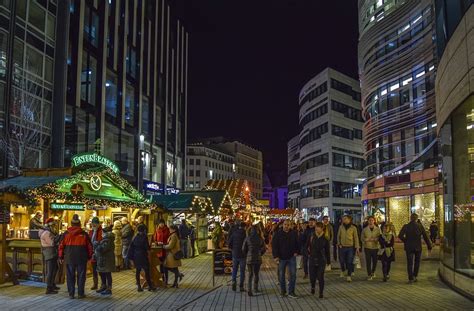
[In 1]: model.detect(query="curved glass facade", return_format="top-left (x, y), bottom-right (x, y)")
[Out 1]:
top-left (358, 0), bottom-right (439, 227)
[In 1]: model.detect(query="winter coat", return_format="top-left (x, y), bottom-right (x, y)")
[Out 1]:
top-left (164, 232), bottom-right (182, 268)
top-left (121, 223), bottom-right (134, 248)
top-left (242, 233), bottom-right (264, 264)
top-left (128, 232), bottom-right (150, 269)
top-left (178, 223), bottom-right (190, 239)
top-left (39, 228), bottom-right (58, 261)
top-left (29, 216), bottom-right (43, 230)
top-left (211, 226), bottom-right (223, 247)
top-left (361, 226), bottom-right (381, 250)
top-left (153, 226), bottom-right (170, 257)
top-left (59, 226), bottom-right (93, 265)
top-left (378, 233), bottom-right (395, 262)
top-left (337, 224), bottom-right (360, 248)
top-left (95, 231), bottom-right (116, 273)
top-left (228, 227), bottom-right (247, 259)
top-left (324, 223), bottom-right (334, 242)
top-left (307, 233), bottom-right (330, 266)
top-left (398, 221), bottom-right (432, 252)
top-left (88, 226), bottom-right (103, 263)
top-left (112, 225), bottom-right (123, 257)
top-left (271, 229), bottom-right (299, 260)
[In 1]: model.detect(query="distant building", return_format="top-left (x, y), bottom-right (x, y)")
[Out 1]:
top-left (295, 68), bottom-right (364, 222)
top-left (287, 135), bottom-right (300, 209)
top-left (263, 172), bottom-right (288, 209)
top-left (194, 138), bottom-right (263, 199)
top-left (186, 144), bottom-right (235, 190)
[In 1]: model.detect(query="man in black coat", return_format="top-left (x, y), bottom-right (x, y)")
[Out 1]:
top-left (301, 218), bottom-right (316, 279)
top-left (228, 221), bottom-right (247, 292)
top-left (398, 213), bottom-right (432, 283)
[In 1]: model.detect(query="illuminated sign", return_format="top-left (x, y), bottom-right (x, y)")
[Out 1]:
top-left (144, 181), bottom-right (163, 192)
top-left (71, 153), bottom-right (120, 173)
top-left (89, 175), bottom-right (102, 191)
top-left (51, 203), bottom-right (85, 211)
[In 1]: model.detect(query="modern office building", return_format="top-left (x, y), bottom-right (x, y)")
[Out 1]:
top-left (358, 0), bottom-right (439, 232)
top-left (435, 0), bottom-right (473, 299)
top-left (0, 0), bottom-right (188, 195)
top-left (197, 137), bottom-right (263, 199)
top-left (287, 135), bottom-right (300, 209)
top-left (297, 68), bottom-right (364, 222)
top-left (186, 143), bottom-right (235, 191)
top-left (0, 0), bottom-right (59, 177)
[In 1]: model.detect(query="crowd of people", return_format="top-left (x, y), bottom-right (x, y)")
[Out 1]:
top-left (225, 212), bottom-right (433, 299)
top-left (38, 215), bottom-right (191, 299)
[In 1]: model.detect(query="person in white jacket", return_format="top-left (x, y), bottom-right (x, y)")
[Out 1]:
top-left (39, 218), bottom-right (60, 294)
top-left (361, 216), bottom-right (381, 280)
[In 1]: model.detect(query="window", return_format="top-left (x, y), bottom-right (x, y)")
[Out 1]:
top-left (331, 79), bottom-right (360, 100)
top-left (332, 125), bottom-right (353, 140)
top-left (125, 83), bottom-right (135, 126)
top-left (300, 82), bottom-right (328, 106)
top-left (46, 13), bottom-right (55, 40)
top-left (16, 0), bottom-right (27, 20)
top-left (300, 103), bottom-right (328, 127)
top-left (196, 170), bottom-right (201, 177)
top-left (105, 71), bottom-right (118, 117)
top-left (189, 159), bottom-right (194, 165)
top-left (84, 5), bottom-right (99, 47)
top-left (189, 170), bottom-right (194, 177)
top-left (142, 97), bottom-right (150, 135)
top-left (333, 152), bottom-right (365, 170)
top-left (333, 182), bottom-right (360, 198)
top-left (196, 159), bottom-right (201, 165)
top-left (26, 46), bottom-right (43, 77)
top-left (44, 57), bottom-right (53, 83)
top-left (127, 46), bottom-right (137, 78)
top-left (28, 1), bottom-right (46, 32)
top-left (300, 153), bottom-right (329, 174)
top-left (80, 53), bottom-right (97, 106)
top-left (155, 105), bottom-right (162, 141)
top-left (331, 100), bottom-right (363, 122)
top-left (300, 123), bottom-right (328, 147)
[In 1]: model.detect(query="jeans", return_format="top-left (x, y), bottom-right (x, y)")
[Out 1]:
top-left (190, 239), bottom-right (196, 257)
top-left (45, 258), bottom-right (58, 290)
top-left (333, 243), bottom-right (338, 261)
top-left (339, 247), bottom-right (355, 276)
top-left (406, 250), bottom-right (422, 281)
top-left (302, 255), bottom-right (309, 275)
top-left (180, 239), bottom-right (189, 258)
top-left (66, 263), bottom-right (87, 297)
top-left (122, 245), bottom-right (131, 269)
top-left (278, 257), bottom-right (296, 294)
top-left (136, 265), bottom-right (153, 288)
top-left (364, 248), bottom-right (378, 276)
top-left (247, 263), bottom-right (261, 292)
top-left (309, 263), bottom-right (325, 295)
top-left (231, 257), bottom-right (246, 287)
top-left (99, 272), bottom-right (112, 289)
top-left (382, 260), bottom-right (392, 278)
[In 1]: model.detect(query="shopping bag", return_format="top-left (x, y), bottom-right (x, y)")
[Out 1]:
top-left (325, 264), bottom-right (332, 271)
top-left (296, 255), bottom-right (302, 269)
top-left (353, 255), bottom-right (361, 269)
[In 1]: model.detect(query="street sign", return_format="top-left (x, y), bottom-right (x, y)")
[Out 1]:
top-left (212, 249), bottom-right (232, 286)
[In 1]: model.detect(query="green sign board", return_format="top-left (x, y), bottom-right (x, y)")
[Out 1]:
top-left (71, 153), bottom-right (120, 173)
top-left (50, 203), bottom-right (85, 211)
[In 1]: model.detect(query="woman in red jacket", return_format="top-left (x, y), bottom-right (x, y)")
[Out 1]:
top-left (153, 219), bottom-right (170, 285)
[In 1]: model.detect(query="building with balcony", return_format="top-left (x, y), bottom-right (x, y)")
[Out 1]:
top-left (287, 135), bottom-right (300, 209)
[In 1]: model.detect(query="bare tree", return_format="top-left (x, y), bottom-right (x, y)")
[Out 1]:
top-left (0, 69), bottom-right (50, 176)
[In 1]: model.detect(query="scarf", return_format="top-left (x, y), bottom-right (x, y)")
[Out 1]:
top-left (381, 232), bottom-right (393, 258)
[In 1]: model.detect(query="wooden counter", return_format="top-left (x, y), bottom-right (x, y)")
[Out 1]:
top-left (6, 239), bottom-right (44, 282)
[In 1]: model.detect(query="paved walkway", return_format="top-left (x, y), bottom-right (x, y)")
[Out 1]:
top-left (0, 245), bottom-right (472, 310)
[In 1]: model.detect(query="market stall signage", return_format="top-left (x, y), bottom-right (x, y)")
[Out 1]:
top-left (72, 153), bottom-right (120, 173)
top-left (0, 204), bottom-right (10, 224)
top-left (144, 181), bottom-right (163, 193)
top-left (89, 175), bottom-right (102, 191)
top-left (212, 249), bottom-right (232, 286)
top-left (51, 203), bottom-right (85, 211)
top-left (70, 183), bottom-right (84, 196)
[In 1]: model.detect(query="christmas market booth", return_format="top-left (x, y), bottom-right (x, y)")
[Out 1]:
top-left (0, 153), bottom-right (160, 283)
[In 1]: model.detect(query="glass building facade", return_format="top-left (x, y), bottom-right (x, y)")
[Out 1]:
top-left (358, 0), bottom-right (440, 233)
top-left (435, 0), bottom-right (474, 299)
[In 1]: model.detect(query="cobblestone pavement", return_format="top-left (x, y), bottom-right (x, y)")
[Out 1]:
top-left (0, 245), bottom-right (472, 310)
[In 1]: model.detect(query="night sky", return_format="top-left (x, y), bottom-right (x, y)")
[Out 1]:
top-left (177, 0), bottom-right (359, 185)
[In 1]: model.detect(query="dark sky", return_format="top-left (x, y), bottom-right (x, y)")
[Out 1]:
top-left (177, 0), bottom-right (359, 184)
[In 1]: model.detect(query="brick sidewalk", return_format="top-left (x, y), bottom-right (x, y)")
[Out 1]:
top-left (0, 245), bottom-right (472, 310)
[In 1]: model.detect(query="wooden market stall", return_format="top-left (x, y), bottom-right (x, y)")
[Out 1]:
top-left (0, 153), bottom-right (160, 283)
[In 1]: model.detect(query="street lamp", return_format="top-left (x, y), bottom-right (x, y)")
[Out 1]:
top-left (139, 134), bottom-right (145, 143)
top-left (138, 133), bottom-right (145, 193)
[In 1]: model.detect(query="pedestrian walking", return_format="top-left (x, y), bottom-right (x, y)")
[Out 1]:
top-left (39, 218), bottom-right (60, 294)
top-left (112, 221), bottom-right (123, 271)
top-left (242, 224), bottom-right (265, 297)
top-left (211, 222), bottom-right (223, 249)
top-left (94, 225), bottom-right (115, 295)
top-left (322, 216), bottom-right (334, 270)
top-left (302, 218), bottom-right (316, 279)
top-left (307, 222), bottom-right (330, 298)
top-left (88, 217), bottom-right (103, 290)
top-left (333, 218), bottom-right (342, 262)
top-left (189, 225), bottom-right (197, 257)
top-left (178, 219), bottom-right (190, 258)
top-left (272, 219), bottom-right (299, 298)
top-left (164, 224), bottom-right (184, 288)
top-left (121, 217), bottom-right (134, 269)
top-left (337, 215), bottom-right (360, 282)
top-left (58, 214), bottom-right (93, 299)
top-left (297, 222), bottom-right (308, 270)
top-left (429, 221), bottom-right (438, 244)
top-left (378, 223), bottom-right (395, 282)
top-left (128, 224), bottom-right (156, 292)
top-left (153, 219), bottom-right (170, 285)
top-left (361, 216), bottom-right (381, 280)
top-left (228, 221), bottom-right (247, 292)
top-left (398, 213), bottom-right (432, 283)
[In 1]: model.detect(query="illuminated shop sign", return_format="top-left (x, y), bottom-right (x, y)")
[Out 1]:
top-left (144, 181), bottom-right (163, 193)
top-left (51, 203), bottom-right (85, 211)
top-left (72, 153), bottom-right (120, 174)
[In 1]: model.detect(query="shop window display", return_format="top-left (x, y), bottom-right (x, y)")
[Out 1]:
top-left (388, 196), bottom-right (410, 235)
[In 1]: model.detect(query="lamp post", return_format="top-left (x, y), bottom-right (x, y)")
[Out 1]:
top-left (138, 134), bottom-right (145, 193)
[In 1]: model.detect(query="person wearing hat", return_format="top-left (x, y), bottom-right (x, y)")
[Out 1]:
top-left (128, 224), bottom-right (156, 292)
top-left (94, 224), bottom-right (115, 295)
top-left (88, 217), bottom-right (103, 290)
top-left (59, 214), bottom-right (93, 299)
top-left (39, 217), bottom-right (60, 294)
top-left (30, 211), bottom-right (43, 230)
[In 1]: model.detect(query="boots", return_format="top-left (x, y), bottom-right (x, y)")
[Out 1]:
top-left (101, 286), bottom-right (112, 295)
top-left (137, 284), bottom-right (143, 292)
top-left (232, 282), bottom-right (236, 291)
top-left (254, 282), bottom-right (261, 293)
top-left (90, 275), bottom-right (98, 290)
top-left (96, 284), bottom-right (107, 293)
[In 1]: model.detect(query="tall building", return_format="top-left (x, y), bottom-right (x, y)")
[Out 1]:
top-left (196, 137), bottom-right (263, 199)
top-left (0, 0), bottom-right (188, 194)
top-left (185, 143), bottom-right (235, 190)
top-left (358, 0), bottom-right (439, 232)
top-left (297, 68), bottom-right (364, 222)
top-left (287, 135), bottom-right (300, 209)
top-left (435, 0), bottom-right (473, 299)
top-left (0, 0), bottom-right (59, 177)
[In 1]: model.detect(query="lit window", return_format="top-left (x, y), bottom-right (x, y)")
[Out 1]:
top-left (415, 71), bottom-right (425, 78)
top-left (412, 15), bottom-right (422, 24)
top-left (399, 23), bottom-right (410, 34)
top-left (402, 77), bottom-right (413, 86)
top-left (376, 0), bottom-right (383, 8)
top-left (381, 89), bottom-right (387, 96)
top-left (389, 83), bottom-right (399, 91)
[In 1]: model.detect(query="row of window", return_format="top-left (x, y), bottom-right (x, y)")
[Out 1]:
top-left (188, 158), bottom-right (233, 172)
top-left (300, 103), bottom-right (327, 128)
top-left (300, 122), bottom-right (328, 147)
top-left (361, 0), bottom-right (402, 31)
top-left (332, 146), bottom-right (364, 157)
top-left (301, 182), bottom-right (361, 199)
top-left (333, 153), bottom-right (365, 171)
top-left (330, 79), bottom-right (361, 101)
top-left (299, 82), bottom-right (328, 106)
top-left (300, 153), bottom-right (329, 174)
top-left (331, 100), bottom-right (363, 122)
top-left (332, 125), bottom-right (363, 140)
